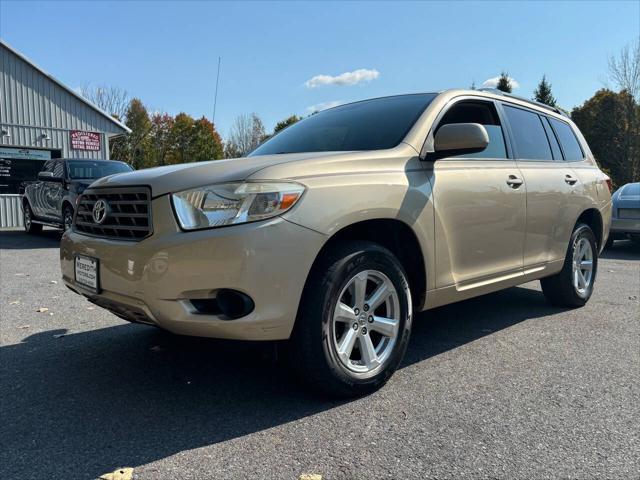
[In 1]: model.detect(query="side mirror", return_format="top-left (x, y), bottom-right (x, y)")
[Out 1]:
top-left (434, 123), bottom-right (489, 154)
top-left (38, 171), bottom-right (63, 182)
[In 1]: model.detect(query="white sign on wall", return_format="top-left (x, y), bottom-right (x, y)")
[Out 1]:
top-left (0, 147), bottom-right (52, 160)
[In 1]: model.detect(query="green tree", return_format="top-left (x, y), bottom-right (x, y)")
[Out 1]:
top-left (110, 98), bottom-right (152, 169)
top-left (261, 114), bottom-right (302, 143)
top-left (571, 89), bottom-right (640, 186)
top-left (148, 113), bottom-right (174, 166)
top-left (533, 75), bottom-right (557, 107)
top-left (496, 71), bottom-right (513, 93)
top-left (274, 115), bottom-right (301, 134)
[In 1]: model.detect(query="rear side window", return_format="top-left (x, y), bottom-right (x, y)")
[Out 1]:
top-left (549, 118), bottom-right (584, 161)
top-left (437, 101), bottom-right (508, 159)
top-left (541, 117), bottom-right (563, 160)
top-left (503, 105), bottom-right (553, 161)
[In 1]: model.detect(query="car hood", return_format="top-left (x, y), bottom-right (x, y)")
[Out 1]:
top-left (88, 153), bottom-right (345, 197)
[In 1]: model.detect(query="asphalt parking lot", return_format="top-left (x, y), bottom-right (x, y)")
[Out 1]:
top-left (1, 228), bottom-right (639, 480)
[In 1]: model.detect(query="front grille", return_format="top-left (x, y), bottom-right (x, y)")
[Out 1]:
top-left (618, 208), bottom-right (640, 220)
top-left (74, 186), bottom-right (152, 241)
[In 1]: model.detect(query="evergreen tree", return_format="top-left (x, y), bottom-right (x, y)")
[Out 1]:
top-left (496, 72), bottom-right (513, 93)
top-left (533, 75), bottom-right (557, 107)
top-left (273, 115), bottom-right (301, 134)
top-left (110, 98), bottom-right (152, 169)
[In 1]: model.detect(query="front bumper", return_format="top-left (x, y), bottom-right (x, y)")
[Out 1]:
top-left (61, 195), bottom-right (326, 340)
top-left (610, 217), bottom-right (640, 235)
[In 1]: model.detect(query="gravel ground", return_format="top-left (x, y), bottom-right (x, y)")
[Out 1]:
top-left (1, 228), bottom-right (639, 480)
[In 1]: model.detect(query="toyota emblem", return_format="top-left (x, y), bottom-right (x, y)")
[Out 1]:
top-left (92, 199), bottom-right (109, 224)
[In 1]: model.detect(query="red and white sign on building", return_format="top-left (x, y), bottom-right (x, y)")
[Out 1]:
top-left (70, 130), bottom-right (101, 151)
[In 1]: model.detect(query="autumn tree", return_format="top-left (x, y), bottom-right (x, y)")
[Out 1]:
top-left (496, 72), bottom-right (513, 93)
top-left (166, 113), bottom-right (223, 164)
top-left (225, 113), bottom-right (266, 158)
top-left (572, 89), bottom-right (640, 186)
top-left (533, 75), bottom-right (557, 107)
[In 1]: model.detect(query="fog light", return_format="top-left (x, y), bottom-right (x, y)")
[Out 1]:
top-left (190, 289), bottom-right (254, 320)
top-left (216, 289), bottom-right (254, 319)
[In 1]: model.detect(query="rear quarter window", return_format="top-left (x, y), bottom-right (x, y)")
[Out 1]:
top-left (549, 118), bottom-right (584, 161)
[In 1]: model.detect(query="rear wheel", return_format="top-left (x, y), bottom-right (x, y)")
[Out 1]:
top-left (62, 204), bottom-right (74, 232)
top-left (23, 202), bottom-right (42, 234)
top-left (289, 241), bottom-right (412, 397)
top-left (605, 235), bottom-right (615, 249)
top-left (541, 223), bottom-right (597, 307)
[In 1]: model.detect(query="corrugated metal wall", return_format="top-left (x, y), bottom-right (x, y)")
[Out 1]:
top-left (0, 41), bottom-right (130, 227)
top-left (0, 41), bottom-right (126, 158)
top-left (0, 194), bottom-right (23, 228)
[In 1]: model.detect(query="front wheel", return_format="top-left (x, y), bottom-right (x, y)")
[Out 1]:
top-left (23, 202), bottom-right (42, 234)
top-left (289, 241), bottom-right (412, 398)
top-left (541, 223), bottom-right (598, 307)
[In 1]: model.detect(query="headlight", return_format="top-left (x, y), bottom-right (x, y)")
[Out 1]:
top-left (171, 181), bottom-right (305, 230)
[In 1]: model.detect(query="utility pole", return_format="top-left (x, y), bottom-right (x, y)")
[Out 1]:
top-left (212, 56), bottom-right (221, 126)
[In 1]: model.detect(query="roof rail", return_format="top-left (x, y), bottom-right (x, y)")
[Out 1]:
top-left (477, 88), bottom-right (566, 116)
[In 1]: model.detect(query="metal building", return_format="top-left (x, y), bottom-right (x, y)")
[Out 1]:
top-left (0, 39), bottom-right (130, 227)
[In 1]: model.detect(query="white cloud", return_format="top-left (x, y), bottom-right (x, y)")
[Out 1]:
top-left (305, 69), bottom-right (380, 88)
top-left (481, 75), bottom-right (520, 90)
top-left (306, 100), bottom-right (344, 113)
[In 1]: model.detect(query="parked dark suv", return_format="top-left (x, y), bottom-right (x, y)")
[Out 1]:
top-left (22, 159), bottom-right (132, 233)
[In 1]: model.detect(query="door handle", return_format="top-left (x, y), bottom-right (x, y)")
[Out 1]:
top-left (565, 174), bottom-right (578, 185)
top-left (506, 175), bottom-right (523, 188)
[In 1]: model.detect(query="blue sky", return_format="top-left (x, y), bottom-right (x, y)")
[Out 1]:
top-left (1, 1), bottom-right (638, 137)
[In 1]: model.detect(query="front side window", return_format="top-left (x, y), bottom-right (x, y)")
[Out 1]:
top-left (67, 161), bottom-right (132, 179)
top-left (503, 105), bottom-right (553, 161)
top-left (250, 94), bottom-right (437, 156)
top-left (52, 161), bottom-right (64, 178)
top-left (549, 118), bottom-right (584, 161)
top-left (436, 101), bottom-right (508, 159)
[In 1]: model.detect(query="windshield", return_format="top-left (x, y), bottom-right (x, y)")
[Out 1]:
top-left (67, 161), bottom-right (132, 179)
top-left (250, 94), bottom-right (437, 156)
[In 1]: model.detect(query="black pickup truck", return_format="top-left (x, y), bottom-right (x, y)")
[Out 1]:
top-left (22, 159), bottom-right (133, 233)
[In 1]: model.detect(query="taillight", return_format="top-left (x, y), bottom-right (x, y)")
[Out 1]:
top-left (604, 176), bottom-right (613, 194)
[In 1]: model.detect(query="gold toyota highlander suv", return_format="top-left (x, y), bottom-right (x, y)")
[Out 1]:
top-left (61, 89), bottom-right (612, 397)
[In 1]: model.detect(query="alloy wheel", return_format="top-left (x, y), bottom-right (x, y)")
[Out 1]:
top-left (572, 237), bottom-right (593, 297)
top-left (332, 269), bottom-right (400, 374)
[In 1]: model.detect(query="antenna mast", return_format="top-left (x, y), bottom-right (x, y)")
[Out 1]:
top-left (212, 56), bottom-right (222, 125)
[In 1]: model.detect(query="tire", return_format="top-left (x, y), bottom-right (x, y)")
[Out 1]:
top-left (604, 235), bottom-right (615, 249)
top-left (289, 241), bottom-right (413, 398)
top-left (62, 204), bottom-right (74, 232)
top-left (541, 223), bottom-right (598, 307)
top-left (23, 202), bottom-right (42, 234)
